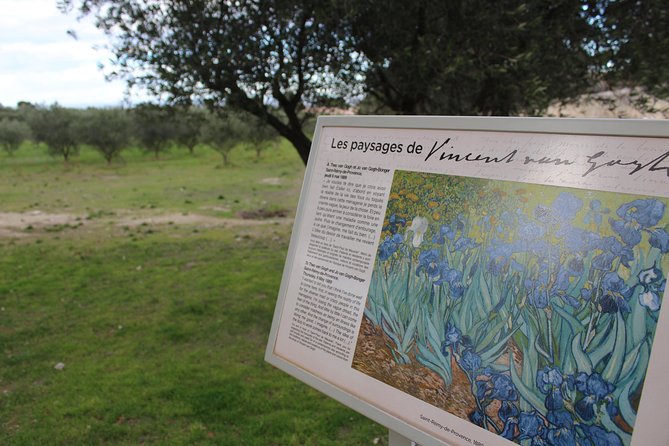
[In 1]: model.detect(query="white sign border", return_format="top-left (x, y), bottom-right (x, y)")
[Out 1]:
top-left (265, 115), bottom-right (669, 446)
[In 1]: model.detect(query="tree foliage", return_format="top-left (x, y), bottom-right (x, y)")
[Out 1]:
top-left (28, 105), bottom-right (80, 162)
top-left (0, 118), bottom-right (31, 155)
top-left (75, 108), bottom-right (132, 164)
top-left (132, 104), bottom-right (176, 159)
top-left (172, 106), bottom-right (205, 155)
top-left (60, 0), bottom-right (669, 164)
top-left (60, 0), bottom-right (361, 164)
top-left (200, 111), bottom-right (246, 166)
top-left (586, 0), bottom-right (669, 97)
top-left (342, 0), bottom-right (595, 115)
top-left (244, 115), bottom-right (279, 160)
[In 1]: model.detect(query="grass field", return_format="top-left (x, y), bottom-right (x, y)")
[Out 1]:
top-left (0, 143), bottom-right (386, 445)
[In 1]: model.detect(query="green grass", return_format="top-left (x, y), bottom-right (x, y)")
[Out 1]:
top-left (0, 142), bottom-right (303, 217)
top-left (0, 143), bottom-right (386, 445)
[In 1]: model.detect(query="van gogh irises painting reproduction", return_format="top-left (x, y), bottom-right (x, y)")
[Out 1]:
top-left (352, 170), bottom-right (669, 446)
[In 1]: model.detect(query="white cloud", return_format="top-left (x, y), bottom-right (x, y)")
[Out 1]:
top-left (0, 0), bottom-right (149, 107)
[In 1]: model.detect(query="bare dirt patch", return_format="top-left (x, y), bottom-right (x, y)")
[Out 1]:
top-left (117, 212), bottom-right (292, 228)
top-left (259, 177), bottom-right (283, 185)
top-left (117, 213), bottom-right (224, 228)
top-left (0, 211), bottom-right (82, 237)
top-left (0, 210), bottom-right (293, 239)
top-left (237, 209), bottom-right (289, 219)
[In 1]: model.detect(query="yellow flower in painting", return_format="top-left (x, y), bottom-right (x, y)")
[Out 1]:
top-left (432, 212), bottom-right (441, 221)
top-left (515, 189), bottom-right (526, 195)
top-left (407, 193), bottom-right (419, 202)
top-left (399, 189), bottom-right (407, 196)
top-left (389, 192), bottom-right (400, 200)
top-left (427, 201), bottom-right (439, 209)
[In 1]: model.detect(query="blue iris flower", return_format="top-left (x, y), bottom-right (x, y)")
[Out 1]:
top-left (384, 214), bottom-right (406, 234)
top-left (552, 192), bottom-right (583, 222)
top-left (453, 213), bottom-right (467, 231)
top-left (537, 366), bottom-right (563, 393)
top-left (499, 400), bottom-right (519, 421)
top-left (547, 426), bottom-right (576, 446)
top-left (476, 371), bottom-right (518, 404)
top-left (432, 223), bottom-right (456, 244)
top-left (565, 255), bottom-right (584, 275)
top-left (433, 265), bottom-right (465, 298)
top-left (529, 287), bottom-right (549, 309)
top-left (454, 236), bottom-right (478, 252)
top-left (609, 198), bottom-right (666, 247)
top-left (546, 409), bottom-right (576, 446)
top-left (487, 373), bottom-right (518, 401)
top-left (583, 199), bottom-right (609, 228)
top-left (559, 225), bottom-right (600, 253)
top-left (440, 323), bottom-right (461, 356)
top-left (439, 267), bottom-right (462, 285)
top-left (537, 366), bottom-right (567, 410)
top-left (592, 236), bottom-right (634, 269)
top-left (416, 249), bottom-right (443, 278)
top-left (500, 210), bottom-right (516, 228)
top-left (487, 241), bottom-right (515, 276)
top-left (574, 372), bottom-right (615, 421)
top-left (518, 218), bottom-right (545, 240)
top-left (469, 409), bottom-right (485, 427)
top-left (617, 198), bottom-right (665, 227)
top-left (378, 234), bottom-right (403, 261)
top-left (460, 349), bottom-right (481, 374)
top-left (449, 281), bottom-right (465, 299)
top-left (535, 204), bottom-right (552, 224)
top-left (545, 388), bottom-right (565, 411)
top-left (547, 409), bottom-right (573, 429)
top-left (649, 228), bottom-right (669, 253)
top-left (598, 272), bottom-right (632, 314)
top-left (609, 218), bottom-right (642, 246)
top-left (525, 273), bottom-right (550, 309)
top-left (499, 401), bottom-right (520, 440)
top-left (517, 411), bottom-right (546, 443)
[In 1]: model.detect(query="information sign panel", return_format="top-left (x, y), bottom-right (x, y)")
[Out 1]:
top-left (266, 116), bottom-right (669, 446)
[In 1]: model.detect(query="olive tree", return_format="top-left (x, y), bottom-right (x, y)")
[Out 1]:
top-left (200, 111), bottom-right (246, 166)
top-left (0, 118), bottom-right (31, 156)
top-left (28, 104), bottom-right (80, 162)
top-left (75, 108), bottom-right (131, 164)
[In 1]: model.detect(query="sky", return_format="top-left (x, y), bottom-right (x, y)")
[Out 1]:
top-left (1, 0), bottom-right (148, 108)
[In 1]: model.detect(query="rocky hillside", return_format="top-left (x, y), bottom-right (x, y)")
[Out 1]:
top-left (546, 87), bottom-right (669, 119)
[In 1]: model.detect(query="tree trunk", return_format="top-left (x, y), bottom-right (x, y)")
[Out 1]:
top-left (261, 113), bottom-right (311, 164)
top-left (233, 92), bottom-right (312, 165)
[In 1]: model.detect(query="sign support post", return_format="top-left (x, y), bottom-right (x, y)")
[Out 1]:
top-left (389, 430), bottom-right (415, 446)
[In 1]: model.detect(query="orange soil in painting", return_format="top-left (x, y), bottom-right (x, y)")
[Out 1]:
top-left (352, 316), bottom-right (477, 420)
